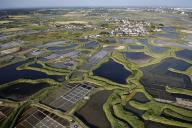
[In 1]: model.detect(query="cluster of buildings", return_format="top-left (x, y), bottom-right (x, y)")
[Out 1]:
top-left (54, 23), bottom-right (92, 32)
top-left (108, 18), bottom-right (155, 36)
top-left (55, 24), bottom-right (84, 31)
top-left (145, 7), bottom-right (192, 16)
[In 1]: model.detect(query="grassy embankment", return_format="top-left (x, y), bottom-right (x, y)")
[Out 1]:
top-left (104, 86), bottom-right (192, 128)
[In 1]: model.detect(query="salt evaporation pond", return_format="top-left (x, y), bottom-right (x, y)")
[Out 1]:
top-left (93, 59), bottom-right (132, 84)
top-left (85, 42), bottom-right (99, 49)
top-left (148, 45), bottom-right (169, 53)
top-left (0, 82), bottom-right (49, 101)
top-left (75, 90), bottom-right (112, 128)
top-left (128, 45), bottom-right (144, 50)
top-left (140, 57), bottom-right (192, 90)
top-left (123, 52), bottom-right (153, 63)
top-left (176, 49), bottom-right (192, 60)
top-left (0, 60), bottom-right (62, 85)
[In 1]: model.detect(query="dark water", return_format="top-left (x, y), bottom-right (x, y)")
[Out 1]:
top-left (78, 38), bottom-right (90, 43)
top-left (151, 57), bottom-right (191, 71)
top-left (93, 59), bottom-right (132, 84)
top-left (75, 90), bottom-right (112, 128)
top-left (139, 39), bottom-right (149, 45)
top-left (85, 42), bottom-right (99, 49)
top-left (124, 99), bottom-right (184, 128)
top-left (154, 26), bottom-right (178, 40)
top-left (148, 45), bottom-right (168, 53)
top-left (161, 27), bottom-right (176, 32)
top-left (107, 38), bottom-right (117, 43)
top-left (145, 121), bottom-right (182, 128)
top-left (176, 49), bottom-right (192, 60)
top-left (124, 103), bottom-right (145, 117)
top-left (0, 82), bottom-right (48, 101)
top-left (0, 60), bottom-right (62, 85)
top-left (172, 93), bottom-right (192, 100)
top-left (155, 40), bottom-right (192, 50)
top-left (74, 113), bottom-right (98, 128)
top-left (161, 110), bottom-right (192, 124)
top-left (140, 57), bottom-right (192, 90)
top-left (129, 45), bottom-right (144, 49)
top-left (144, 86), bottom-right (176, 101)
top-left (124, 52), bottom-right (151, 60)
top-left (29, 63), bottom-right (43, 68)
top-left (132, 92), bottom-right (150, 103)
top-left (47, 44), bottom-right (78, 51)
top-left (117, 38), bottom-right (134, 43)
top-left (153, 32), bottom-right (178, 39)
top-left (47, 46), bottom-right (66, 50)
top-left (63, 44), bottom-right (78, 49)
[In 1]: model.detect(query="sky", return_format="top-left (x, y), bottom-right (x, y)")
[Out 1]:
top-left (0, 0), bottom-right (192, 9)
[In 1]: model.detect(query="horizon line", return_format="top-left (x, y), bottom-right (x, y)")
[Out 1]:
top-left (1, 5), bottom-right (192, 10)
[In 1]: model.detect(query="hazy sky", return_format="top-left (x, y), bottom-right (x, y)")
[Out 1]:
top-left (0, 0), bottom-right (192, 9)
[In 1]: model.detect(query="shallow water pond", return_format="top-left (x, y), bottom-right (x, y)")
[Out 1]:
top-left (176, 49), bottom-right (192, 60)
top-left (85, 42), bottom-right (99, 49)
top-left (0, 60), bottom-right (63, 85)
top-left (93, 59), bottom-right (132, 84)
top-left (0, 82), bottom-right (49, 101)
top-left (29, 63), bottom-right (43, 68)
top-left (139, 39), bottom-right (149, 45)
top-left (148, 45), bottom-right (168, 53)
top-left (75, 90), bottom-right (112, 128)
top-left (153, 32), bottom-right (178, 39)
top-left (140, 57), bottom-right (192, 90)
top-left (129, 45), bottom-right (144, 50)
top-left (124, 52), bottom-right (151, 60)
